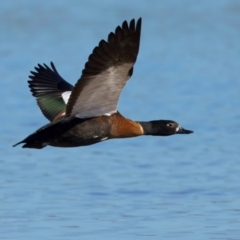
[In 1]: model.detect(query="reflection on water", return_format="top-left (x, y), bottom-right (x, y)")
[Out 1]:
top-left (1, 0), bottom-right (240, 239)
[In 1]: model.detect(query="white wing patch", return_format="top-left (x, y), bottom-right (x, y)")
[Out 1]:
top-left (103, 110), bottom-right (117, 116)
top-left (62, 91), bottom-right (72, 104)
top-left (101, 137), bottom-right (108, 141)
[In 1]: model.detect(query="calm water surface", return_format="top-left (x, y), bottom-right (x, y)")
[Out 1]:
top-left (1, 0), bottom-right (240, 239)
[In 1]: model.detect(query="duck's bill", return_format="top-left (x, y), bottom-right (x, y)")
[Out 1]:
top-left (176, 127), bottom-right (194, 134)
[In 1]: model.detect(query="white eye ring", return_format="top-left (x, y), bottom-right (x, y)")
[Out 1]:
top-left (167, 123), bottom-right (173, 127)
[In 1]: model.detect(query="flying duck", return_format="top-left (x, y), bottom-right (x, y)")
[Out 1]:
top-left (13, 18), bottom-right (193, 149)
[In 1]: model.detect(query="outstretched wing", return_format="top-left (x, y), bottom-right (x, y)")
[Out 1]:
top-left (28, 62), bottom-right (73, 121)
top-left (66, 18), bottom-right (142, 118)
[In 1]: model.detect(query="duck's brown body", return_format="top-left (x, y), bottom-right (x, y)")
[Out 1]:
top-left (50, 112), bottom-right (143, 147)
top-left (16, 112), bottom-right (144, 148)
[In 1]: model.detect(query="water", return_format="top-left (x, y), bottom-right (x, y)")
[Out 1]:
top-left (1, 0), bottom-right (240, 239)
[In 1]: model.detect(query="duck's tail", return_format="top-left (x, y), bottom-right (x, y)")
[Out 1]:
top-left (12, 131), bottom-right (49, 149)
top-left (12, 138), bottom-right (48, 149)
top-left (12, 120), bottom-right (60, 149)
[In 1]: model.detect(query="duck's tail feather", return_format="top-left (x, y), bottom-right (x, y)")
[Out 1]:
top-left (12, 120), bottom-right (59, 149)
top-left (13, 117), bottom-right (77, 149)
top-left (13, 134), bottom-right (49, 149)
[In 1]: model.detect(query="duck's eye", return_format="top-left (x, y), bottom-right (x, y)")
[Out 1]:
top-left (167, 123), bottom-right (174, 127)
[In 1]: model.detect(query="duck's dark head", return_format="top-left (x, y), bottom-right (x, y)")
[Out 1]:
top-left (139, 120), bottom-right (193, 136)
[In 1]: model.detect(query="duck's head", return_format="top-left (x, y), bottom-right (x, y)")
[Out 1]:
top-left (140, 120), bottom-right (193, 136)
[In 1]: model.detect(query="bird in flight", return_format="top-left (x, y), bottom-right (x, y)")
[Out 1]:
top-left (13, 18), bottom-right (193, 149)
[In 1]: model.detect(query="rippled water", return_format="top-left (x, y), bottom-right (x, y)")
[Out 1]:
top-left (1, 0), bottom-right (240, 239)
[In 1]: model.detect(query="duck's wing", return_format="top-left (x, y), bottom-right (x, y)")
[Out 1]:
top-left (28, 62), bottom-right (73, 122)
top-left (66, 18), bottom-right (142, 118)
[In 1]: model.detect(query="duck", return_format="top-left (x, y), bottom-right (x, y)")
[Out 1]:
top-left (13, 18), bottom-right (193, 149)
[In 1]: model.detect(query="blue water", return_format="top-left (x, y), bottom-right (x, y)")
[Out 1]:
top-left (1, 0), bottom-right (240, 239)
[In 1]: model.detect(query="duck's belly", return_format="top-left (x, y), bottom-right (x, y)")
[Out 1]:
top-left (49, 116), bottom-right (112, 147)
